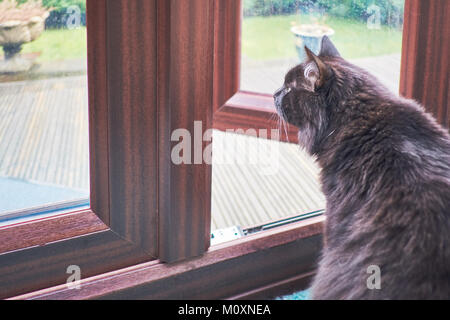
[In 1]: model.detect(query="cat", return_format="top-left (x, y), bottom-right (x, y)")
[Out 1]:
top-left (274, 36), bottom-right (450, 299)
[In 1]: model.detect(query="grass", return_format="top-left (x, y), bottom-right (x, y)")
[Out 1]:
top-left (21, 27), bottom-right (87, 62)
top-left (11, 15), bottom-right (402, 63)
top-left (242, 14), bottom-right (403, 60)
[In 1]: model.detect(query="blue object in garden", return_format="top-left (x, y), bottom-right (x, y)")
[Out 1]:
top-left (291, 24), bottom-right (334, 62)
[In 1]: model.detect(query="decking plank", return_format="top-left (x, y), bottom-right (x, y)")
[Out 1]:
top-left (1, 70), bottom-right (333, 229)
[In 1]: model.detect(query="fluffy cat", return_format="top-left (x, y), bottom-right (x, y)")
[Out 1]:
top-left (274, 36), bottom-right (450, 299)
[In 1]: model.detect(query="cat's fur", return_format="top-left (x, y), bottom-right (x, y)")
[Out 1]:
top-left (274, 36), bottom-right (450, 299)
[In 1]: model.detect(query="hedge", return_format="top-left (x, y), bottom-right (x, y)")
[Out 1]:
top-left (243, 0), bottom-right (404, 26)
top-left (6, 0), bottom-right (404, 28)
top-left (1, 0), bottom-right (87, 28)
top-left (42, 0), bottom-right (86, 29)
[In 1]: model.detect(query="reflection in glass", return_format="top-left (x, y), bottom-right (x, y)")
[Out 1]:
top-left (211, 0), bottom-right (405, 241)
top-left (241, 0), bottom-right (405, 94)
top-left (211, 129), bottom-right (325, 233)
top-left (0, 0), bottom-right (88, 218)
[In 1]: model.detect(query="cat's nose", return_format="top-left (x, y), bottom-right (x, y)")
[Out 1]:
top-left (274, 85), bottom-right (288, 109)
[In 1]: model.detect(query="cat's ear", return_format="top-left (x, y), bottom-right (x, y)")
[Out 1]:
top-left (319, 36), bottom-right (340, 57)
top-left (304, 46), bottom-right (331, 90)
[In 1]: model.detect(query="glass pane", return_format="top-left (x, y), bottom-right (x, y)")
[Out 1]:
top-left (211, 0), bottom-right (404, 243)
top-left (211, 129), bottom-right (324, 239)
top-left (241, 0), bottom-right (404, 94)
top-left (0, 0), bottom-right (88, 220)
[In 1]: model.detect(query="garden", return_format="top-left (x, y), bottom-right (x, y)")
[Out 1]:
top-left (0, 0), bottom-right (405, 66)
top-left (20, 0), bottom-right (86, 61)
top-left (242, 0), bottom-right (405, 60)
top-left (0, 0), bottom-right (86, 73)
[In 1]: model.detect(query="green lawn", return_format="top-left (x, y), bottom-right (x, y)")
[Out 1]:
top-left (21, 27), bottom-right (87, 62)
top-left (242, 14), bottom-right (403, 60)
top-left (14, 15), bottom-right (402, 63)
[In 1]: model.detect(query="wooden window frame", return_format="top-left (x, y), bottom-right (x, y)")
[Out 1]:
top-left (0, 0), bottom-right (160, 299)
top-left (399, 0), bottom-right (449, 129)
top-left (212, 0), bottom-right (299, 142)
top-left (1, 0), bottom-right (447, 300)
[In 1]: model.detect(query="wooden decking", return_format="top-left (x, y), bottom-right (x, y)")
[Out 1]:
top-left (0, 75), bottom-right (324, 230)
top-left (0, 54), bottom-right (401, 230)
top-left (211, 130), bottom-right (324, 230)
top-left (0, 76), bottom-right (89, 190)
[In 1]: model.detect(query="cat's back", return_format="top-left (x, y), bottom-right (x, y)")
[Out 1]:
top-left (376, 96), bottom-right (450, 177)
top-left (370, 99), bottom-right (450, 299)
top-left (314, 95), bottom-right (450, 299)
top-left (331, 92), bottom-right (450, 180)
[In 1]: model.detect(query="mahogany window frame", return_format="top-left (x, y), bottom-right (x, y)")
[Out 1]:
top-left (0, 0), bottom-right (448, 300)
top-left (0, 0), bottom-right (160, 299)
top-left (212, 0), bottom-right (299, 142)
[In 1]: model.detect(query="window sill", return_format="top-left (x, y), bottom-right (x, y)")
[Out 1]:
top-left (11, 215), bottom-right (324, 300)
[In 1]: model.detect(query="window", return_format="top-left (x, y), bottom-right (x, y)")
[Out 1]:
top-left (0, 0), bottom-right (447, 300)
top-left (211, 0), bottom-right (405, 240)
top-left (0, 0), bottom-right (89, 220)
top-left (211, 129), bottom-right (324, 237)
top-left (241, 0), bottom-right (405, 95)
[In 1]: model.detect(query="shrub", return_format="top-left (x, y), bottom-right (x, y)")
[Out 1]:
top-left (0, 0), bottom-right (86, 28)
top-left (42, 0), bottom-right (86, 29)
top-left (315, 0), bottom-right (403, 26)
top-left (2, 0), bottom-right (85, 12)
top-left (243, 0), bottom-right (311, 16)
top-left (42, 0), bottom-right (85, 12)
top-left (243, 0), bottom-right (404, 26)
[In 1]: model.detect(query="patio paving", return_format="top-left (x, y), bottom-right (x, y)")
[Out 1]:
top-left (241, 54), bottom-right (401, 95)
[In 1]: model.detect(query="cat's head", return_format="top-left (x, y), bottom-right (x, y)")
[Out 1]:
top-left (274, 36), bottom-right (348, 154)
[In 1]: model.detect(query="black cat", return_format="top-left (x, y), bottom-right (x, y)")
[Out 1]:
top-left (274, 36), bottom-right (450, 299)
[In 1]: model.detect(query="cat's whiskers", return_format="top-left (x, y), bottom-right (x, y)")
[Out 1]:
top-left (277, 108), bottom-right (290, 143)
top-left (276, 113), bottom-right (283, 141)
top-left (269, 110), bottom-right (282, 142)
top-left (269, 112), bottom-right (278, 122)
top-left (282, 117), bottom-right (290, 143)
top-left (270, 104), bottom-right (290, 143)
